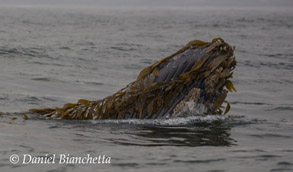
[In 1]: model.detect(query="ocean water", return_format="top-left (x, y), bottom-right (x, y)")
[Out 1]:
top-left (0, 6), bottom-right (293, 172)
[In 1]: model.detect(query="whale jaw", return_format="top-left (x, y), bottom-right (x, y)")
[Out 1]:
top-left (169, 38), bottom-right (237, 118)
top-left (130, 38), bottom-right (237, 119)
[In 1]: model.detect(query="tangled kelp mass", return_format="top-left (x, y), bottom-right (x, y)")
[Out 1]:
top-left (30, 38), bottom-right (236, 120)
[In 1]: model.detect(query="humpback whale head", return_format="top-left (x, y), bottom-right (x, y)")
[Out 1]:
top-left (120, 38), bottom-right (237, 119)
top-left (30, 38), bottom-right (236, 120)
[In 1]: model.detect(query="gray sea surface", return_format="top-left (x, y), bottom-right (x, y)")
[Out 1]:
top-left (0, 5), bottom-right (293, 172)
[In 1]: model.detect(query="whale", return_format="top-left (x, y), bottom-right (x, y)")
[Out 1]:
top-left (29, 38), bottom-right (237, 120)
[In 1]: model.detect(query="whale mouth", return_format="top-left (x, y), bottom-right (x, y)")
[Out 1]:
top-left (168, 39), bottom-right (237, 117)
top-left (29, 38), bottom-right (236, 120)
top-left (126, 37), bottom-right (237, 119)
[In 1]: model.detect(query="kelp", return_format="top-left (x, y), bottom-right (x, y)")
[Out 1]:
top-left (29, 38), bottom-right (237, 120)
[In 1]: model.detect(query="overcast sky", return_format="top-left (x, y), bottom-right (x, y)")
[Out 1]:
top-left (0, 0), bottom-right (292, 8)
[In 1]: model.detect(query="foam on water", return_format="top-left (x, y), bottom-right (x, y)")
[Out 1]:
top-left (90, 115), bottom-right (228, 126)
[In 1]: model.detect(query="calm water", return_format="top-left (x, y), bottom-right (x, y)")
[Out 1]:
top-left (0, 6), bottom-right (293, 172)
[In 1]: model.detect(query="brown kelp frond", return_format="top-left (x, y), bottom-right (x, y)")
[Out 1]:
top-left (29, 108), bottom-right (56, 115)
top-left (29, 38), bottom-right (236, 119)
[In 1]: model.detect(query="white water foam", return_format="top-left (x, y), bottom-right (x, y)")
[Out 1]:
top-left (90, 115), bottom-right (228, 126)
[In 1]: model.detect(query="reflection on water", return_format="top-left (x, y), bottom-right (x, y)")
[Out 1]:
top-left (0, 113), bottom-right (246, 147)
top-left (110, 121), bottom-right (235, 147)
top-left (48, 117), bottom-right (237, 147)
